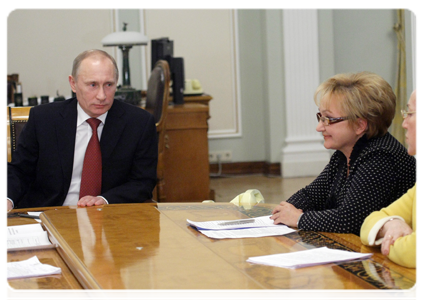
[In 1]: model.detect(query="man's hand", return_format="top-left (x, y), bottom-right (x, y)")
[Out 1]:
top-left (77, 196), bottom-right (107, 207)
top-left (378, 219), bottom-right (413, 256)
top-left (270, 202), bottom-right (303, 227)
top-left (7, 200), bottom-right (13, 212)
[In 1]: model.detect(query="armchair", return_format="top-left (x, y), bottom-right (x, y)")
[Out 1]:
top-left (7, 106), bottom-right (31, 162)
top-left (145, 60), bottom-right (171, 202)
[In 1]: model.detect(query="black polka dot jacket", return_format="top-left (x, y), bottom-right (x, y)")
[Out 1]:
top-left (287, 132), bottom-right (416, 235)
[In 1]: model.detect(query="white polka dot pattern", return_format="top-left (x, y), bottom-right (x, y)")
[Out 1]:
top-left (287, 133), bottom-right (416, 235)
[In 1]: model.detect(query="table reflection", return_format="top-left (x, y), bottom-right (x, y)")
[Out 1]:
top-left (69, 205), bottom-right (161, 288)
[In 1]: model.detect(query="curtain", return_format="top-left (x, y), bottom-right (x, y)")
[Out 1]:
top-left (392, 9), bottom-right (407, 146)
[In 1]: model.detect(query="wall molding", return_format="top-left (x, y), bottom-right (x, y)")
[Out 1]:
top-left (112, 10), bottom-right (124, 88)
top-left (411, 8), bottom-right (420, 90)
top-left (208, 9), bottom-right (242, 139)
top-left (210, 161), bottom-right (281, 177)
top-left (138, 9), bottom-right (148, 89)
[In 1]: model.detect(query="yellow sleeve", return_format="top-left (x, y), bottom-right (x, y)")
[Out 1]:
top-left (360, 185), bottom-right (416, 268)
top-left (361, 210), bottom-right (385, 245)
top-left (360, 186), bottom-right (414, 244)
top-left (388, 232), bottom-right (416, 268)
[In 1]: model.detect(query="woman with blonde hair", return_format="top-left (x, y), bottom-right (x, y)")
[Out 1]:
top-left (271, 72), bottom-right (415, 235)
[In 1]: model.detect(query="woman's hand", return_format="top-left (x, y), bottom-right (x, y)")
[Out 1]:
top-left (270, 202), bottom-right (303, 227)
top-left (378, 219), bottom-right (412, 255)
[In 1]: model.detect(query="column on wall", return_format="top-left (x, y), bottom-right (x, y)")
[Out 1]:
top-left (411, 8), bottom-right (420, 90)
top-left (262, 10), bottom-right (286, 164)
top-left (281, 10), bottom-right (331, 178)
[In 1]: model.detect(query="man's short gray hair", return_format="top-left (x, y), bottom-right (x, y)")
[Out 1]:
top-left (71, 49), bottom-right (119, 82)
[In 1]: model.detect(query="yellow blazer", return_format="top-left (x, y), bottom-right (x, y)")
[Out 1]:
top-left (360, 184), bottom-right (416, 268)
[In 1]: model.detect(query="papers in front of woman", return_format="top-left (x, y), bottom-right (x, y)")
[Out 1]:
top-left (187, 215), bottom-right (277, 230)
top-left (187, 215), bottom-right (296, 239)
top-left (7, 256), bottom-right (61, 279)
top-left (247, 247), bottom-right (373, 269)
top-left (199, 226), bottom-right (296, 239)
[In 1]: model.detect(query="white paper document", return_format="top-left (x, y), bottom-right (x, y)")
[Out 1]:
top-left (187, 215), bottom-right (276, 230)
top-left (247, 247), bottom-right (373, 269)
top-left (7, 223), bottom-right (44, 236)
top-left (7, 256), bottom-right (61, 279)
top-left (7, 223), bottom-right (52, 250)
top-left (199, 226), bottom-right (296, 239)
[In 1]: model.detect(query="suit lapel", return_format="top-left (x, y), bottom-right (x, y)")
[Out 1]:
top-left (54, 99), bottom-right (126, 180)
top-left (56, 99), bottom-right (78, 184)
top-left (100, 100), bottom-right (126, 158)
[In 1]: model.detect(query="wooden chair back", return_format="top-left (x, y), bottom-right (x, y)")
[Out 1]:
top-left (145, 60), bottom-right (171, 202)
top-left (7, 106), bottom-right (32, 162)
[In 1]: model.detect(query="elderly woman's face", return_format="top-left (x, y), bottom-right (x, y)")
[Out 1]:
top-left (402, 91), bottom-right (416, 156)
top-left (316, 96), bottom-right (366, 159)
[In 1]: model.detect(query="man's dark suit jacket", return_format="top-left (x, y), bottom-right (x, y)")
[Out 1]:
top-left (8, 98), bottom-right (158, 208)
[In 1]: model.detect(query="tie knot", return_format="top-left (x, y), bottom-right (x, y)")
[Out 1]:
top-left (86, 118), bottom-right (101, 130)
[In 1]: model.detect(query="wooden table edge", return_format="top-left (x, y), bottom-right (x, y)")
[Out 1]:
top-left (41, 212), bottom-right (102, 289)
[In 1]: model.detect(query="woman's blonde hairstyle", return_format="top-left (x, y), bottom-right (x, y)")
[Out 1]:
top-left (314, 72), bottom-right (396, 139)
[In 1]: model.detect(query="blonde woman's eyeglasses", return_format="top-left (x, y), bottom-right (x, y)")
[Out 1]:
top-left (401, 110), bottom-right (416, 119)
top-left (316, 112), bottom-right (348, 126)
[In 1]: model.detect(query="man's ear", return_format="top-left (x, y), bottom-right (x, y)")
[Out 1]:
top-left (69, 75), bottom-right (76, 93)
top-left (355, 118), bottom-right (368, 136)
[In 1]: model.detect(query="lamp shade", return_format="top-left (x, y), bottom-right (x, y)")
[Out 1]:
top-left (102, 31), bottom-right (148, 46)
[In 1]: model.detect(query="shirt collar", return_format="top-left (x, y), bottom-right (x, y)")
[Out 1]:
top-left (76, 102), bottom-right (108, 127)
top-left (348, 134), bottom-right (369, 166)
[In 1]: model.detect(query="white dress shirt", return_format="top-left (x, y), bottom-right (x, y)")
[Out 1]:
top-left (63, 103), bottom-right (108, 206)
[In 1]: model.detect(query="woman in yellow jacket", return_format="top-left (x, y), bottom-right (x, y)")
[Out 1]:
top-left (360, 90), bottom-right (416, 268)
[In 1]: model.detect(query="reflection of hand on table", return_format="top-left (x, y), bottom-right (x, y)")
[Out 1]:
top-left (361, 260), bottom-right (397, 289)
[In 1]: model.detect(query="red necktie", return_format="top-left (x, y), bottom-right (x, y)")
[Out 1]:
top-left (79, 118), bottom-right (102, 198)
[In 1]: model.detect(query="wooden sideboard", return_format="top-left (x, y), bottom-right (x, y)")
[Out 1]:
top-left (162, 102), bottom-right (211, 202)
top-left (178, 93), bottom-right (212, 106)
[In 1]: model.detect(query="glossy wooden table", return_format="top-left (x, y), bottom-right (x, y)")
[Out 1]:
top-left (7, 206), bottom-right (83, 290)
top-left (7, 203), bottom-right (416, 290)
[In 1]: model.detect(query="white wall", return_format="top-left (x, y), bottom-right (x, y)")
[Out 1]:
top-left (143, 9), bottom-right (241, 138)
top-left (332, 10), bottom-right (397, 86)
top-left (7, 9), bottom-right (115, 100)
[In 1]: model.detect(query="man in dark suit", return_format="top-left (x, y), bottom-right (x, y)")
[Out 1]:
top-left (7, 49), bottom-right (157, 210)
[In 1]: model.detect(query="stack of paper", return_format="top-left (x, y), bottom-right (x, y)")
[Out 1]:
top-left (247, 247), bottom-right (373, 269)
top-left (187, 215), bottom-right (296, 239)
top-left (7, 256), bottom-right (61, 279)
top-left (7, 223), bottom-right (53, 251)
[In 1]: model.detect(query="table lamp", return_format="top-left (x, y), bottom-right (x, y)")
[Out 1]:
top-left (102, 22), bottom-right (148, 105)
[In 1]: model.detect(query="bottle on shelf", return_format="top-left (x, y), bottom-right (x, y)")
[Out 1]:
top-left (28, 97), bottom-right (38, 106)
top-left (14, 83), bottom-right (23, 107)
top-left (40, 95), bottom-right (49, 104)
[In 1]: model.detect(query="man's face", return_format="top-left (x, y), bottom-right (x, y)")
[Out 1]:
top-left (69, 55), bottom-right (117, 118)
